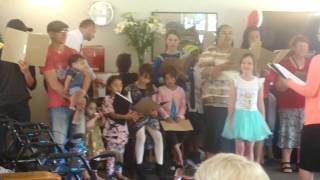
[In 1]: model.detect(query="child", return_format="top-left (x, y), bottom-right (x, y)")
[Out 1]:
top-left (101, 75), bottom-right (139, 180)
top-left (83, 100), bottom-right (105, 180)
top-left (116, 53), bottom-right (138, 88)
top-left (64, 54), bottom-right (87, 125)
top-left (222, 53), bottom-right (272, 161)
top-left (157, 66), bottom-right (186, 167)
top-left (195, 153), bottom-right (270, 180)
top-left (125, 64), bottom-right (164, 180)
top-left (85, 100), bottom-right (105, 158)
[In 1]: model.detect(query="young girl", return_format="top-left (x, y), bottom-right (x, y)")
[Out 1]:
top-left (101, 75), bottom-right (139, 180)
top-left (125, 64), bottom-right (164, 180)
top-left (85, 100), bottom-right (105, 158)
top-left (153, 30), bottom-right (185, 88)
top-left (222, 53), bottom-right (271, 161)
top-left (157, 66), bottom-right (186, 167)
top-left (241, 26), bottom-right (276, 164)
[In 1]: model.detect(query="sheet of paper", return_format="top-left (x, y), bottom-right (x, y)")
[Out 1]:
top-left (269, 63), bottom-right (305, 85)
top-left (273, 49), bottom-right (290, 63)
top-left (160, 119), bottom-right (193, 131)
top-left (25, 33), bottom-right (50, 66)
top-left (1, 28), bottom-right (28, 63)
top-left (132, 97), bottom-right (159, 115)
top-left (160, 55), bottom-right (194, 75)
top-left (229, 48), bottom-right (251, 63)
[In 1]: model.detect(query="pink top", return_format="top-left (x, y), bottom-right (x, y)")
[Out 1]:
top-left (41, 45), bottom-right (76, 107)
top-left (288, 55), bottom-right (320, 125)
top-left (157, 86), bottom-right (186, 119)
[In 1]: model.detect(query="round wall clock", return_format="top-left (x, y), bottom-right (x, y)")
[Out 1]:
top-left (88, 1), bottom-right (114, 26)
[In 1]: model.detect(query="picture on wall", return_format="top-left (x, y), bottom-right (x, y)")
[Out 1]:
top-left (151, 12), bottom-right (218, 60)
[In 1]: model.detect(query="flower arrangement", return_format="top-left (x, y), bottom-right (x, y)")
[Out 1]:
top-left (115, 13), bottom-right (166, 66)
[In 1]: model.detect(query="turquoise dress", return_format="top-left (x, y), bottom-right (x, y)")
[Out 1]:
top-left (222, 77), bottom-right (272, 142)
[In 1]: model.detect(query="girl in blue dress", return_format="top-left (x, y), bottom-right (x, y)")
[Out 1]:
top-left (222, 53), bottom-right (271, 161)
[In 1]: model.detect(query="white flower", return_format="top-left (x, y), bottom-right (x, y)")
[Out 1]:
top-left (148, 23), bottom-right (156, 32)
top-left (157, 23), bottom-right (166, 34)
top-left (114, 21), bottom-right (127, 34)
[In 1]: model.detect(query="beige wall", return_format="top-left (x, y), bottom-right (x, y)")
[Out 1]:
top-left (0, 0), bottom-right (319, 122)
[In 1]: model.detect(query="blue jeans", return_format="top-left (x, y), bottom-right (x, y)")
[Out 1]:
top-left (49, 106), bottom-right (85, 150)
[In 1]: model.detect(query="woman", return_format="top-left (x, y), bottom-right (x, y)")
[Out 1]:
top-left (281, 54), bottom-right (320, 180)
top-left (194, 24), bottom-right (238, 158)
top-left (241, 26), bottom-right (276, 164)
top-left (152, 30), bottom-right (185, 88)
top-left (276, 35), bottom-right (310, 173)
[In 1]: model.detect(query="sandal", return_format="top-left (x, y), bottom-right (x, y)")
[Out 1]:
top-left (280, 162), bottom-right (293, 173)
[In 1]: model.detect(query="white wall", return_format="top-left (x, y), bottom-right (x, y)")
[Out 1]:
top-left (0, 0), bottom-right (319, 122)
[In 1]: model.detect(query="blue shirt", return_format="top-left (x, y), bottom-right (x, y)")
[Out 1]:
top-left (67, 67), bottom-right (83, 90)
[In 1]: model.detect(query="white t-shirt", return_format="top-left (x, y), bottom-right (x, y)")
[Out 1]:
top-left (66, 29), bottom-right (83, 52)
top-left (234, 77), bottom-right (264, 111)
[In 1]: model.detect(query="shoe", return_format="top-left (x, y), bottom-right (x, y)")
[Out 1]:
top-left (280, 162), bottom-right (293, 173)
top-left (136, 164), bottom-right (147, 180)
top-left (156, 164), bottom-right (166, 180)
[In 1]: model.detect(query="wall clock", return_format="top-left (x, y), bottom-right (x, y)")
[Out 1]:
top-left (88, 1), bottom-right (114, 26)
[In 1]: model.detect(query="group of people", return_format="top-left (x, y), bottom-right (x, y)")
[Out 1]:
top-left (0, 17), bottom-right (320, 180)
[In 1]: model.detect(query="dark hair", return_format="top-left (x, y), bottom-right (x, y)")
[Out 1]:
top-left (161, 65), bottom-right (177, 79)
top-left (116, 53), bottom-right (132, 73)
top-left (165, 30), bottom-right (181, 40)
top-left (106, 75), bottom-right (122, 94)
top-left (68, 54), bottom-right (85, 67)
top-left (165, 30), bottom-right (181, 50)
top-left (240, 53), bottom-right (256, 75)
top-left (139, 63), bottom-right (153, 77)
top-left (47, 20), bottom-right (68, 32)
top-left (241, 26), bottom-right (260, 49)
top-left (216, 24), bottom-right (233, 46)
top-left (79, 19), bottom-right (95, 28)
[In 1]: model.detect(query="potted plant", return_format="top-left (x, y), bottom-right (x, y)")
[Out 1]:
top-left (115, 13), bottom-right (165, 66)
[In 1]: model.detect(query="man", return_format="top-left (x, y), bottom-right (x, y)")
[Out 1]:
top-left (66, 19), bottom-right (103, 97)
top-left (42, 20), bottom-right (91, 148)
top-left (0, 19), bottom-right (37, 151)
top-left (65, 18), bottom-right (96, 52)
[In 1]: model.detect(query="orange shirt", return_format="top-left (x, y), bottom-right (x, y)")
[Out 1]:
top-left (288, 55), bottom-right (320, 125)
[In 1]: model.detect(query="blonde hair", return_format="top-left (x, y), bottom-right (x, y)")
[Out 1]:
top-left (195, 153), bottom-right (270, 180)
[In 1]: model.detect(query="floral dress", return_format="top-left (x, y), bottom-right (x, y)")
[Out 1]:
top-left (125, 83), bottom-right (160, 131)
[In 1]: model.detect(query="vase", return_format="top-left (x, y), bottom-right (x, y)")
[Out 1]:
top-left (136, 48), bottom-right (151, 67)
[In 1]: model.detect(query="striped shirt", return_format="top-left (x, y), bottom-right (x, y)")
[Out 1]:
top-left (195, 48), bottom-right (239, 107)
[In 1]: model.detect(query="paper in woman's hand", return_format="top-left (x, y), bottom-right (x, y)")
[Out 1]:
top-left (268, 63), bottom-right (305, 85)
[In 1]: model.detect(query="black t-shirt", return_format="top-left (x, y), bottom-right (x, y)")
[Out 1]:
top-left (120, 72), bottom-right (138, 88)
top-left (0, 60), bottom-right (36, 106)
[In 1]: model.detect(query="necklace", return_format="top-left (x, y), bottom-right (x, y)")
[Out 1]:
top-left (291, 56), bottom-right (305, 70)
